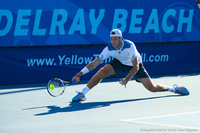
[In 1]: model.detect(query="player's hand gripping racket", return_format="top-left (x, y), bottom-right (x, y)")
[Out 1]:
top-left (46, 78), bottom-right (76, 97)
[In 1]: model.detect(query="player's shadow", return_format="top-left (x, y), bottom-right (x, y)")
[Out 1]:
top-left (31, 95), bottom-right (181, 116)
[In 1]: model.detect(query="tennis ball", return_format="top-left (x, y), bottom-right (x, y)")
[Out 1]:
top-left (50, 84), bottom-right (55, 90)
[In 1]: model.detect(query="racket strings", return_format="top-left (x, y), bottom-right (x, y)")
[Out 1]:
top-left (48, 80), bottom-right (65, 96)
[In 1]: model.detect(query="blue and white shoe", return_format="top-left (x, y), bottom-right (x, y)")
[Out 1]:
top-left (72, 91), bottom-right (87, 102)
top-left (173, 84), bottom-right (189, 95)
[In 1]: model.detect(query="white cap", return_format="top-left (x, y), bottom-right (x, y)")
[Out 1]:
top-left (110, 29), bottom-right (122, 37)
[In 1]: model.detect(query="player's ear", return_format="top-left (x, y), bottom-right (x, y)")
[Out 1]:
top-left (120, 37), bottom-right (123, 40)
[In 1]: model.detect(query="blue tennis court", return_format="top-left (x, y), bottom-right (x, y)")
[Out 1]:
top-left (0, 73), bottom-right (200, 133)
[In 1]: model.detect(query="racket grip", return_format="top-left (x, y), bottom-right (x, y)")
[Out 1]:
top-left (71, 79), bottom-right (76, 83)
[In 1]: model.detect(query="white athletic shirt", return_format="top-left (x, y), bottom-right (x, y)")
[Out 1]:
top-left (99, 39), bottom-right (142, 66)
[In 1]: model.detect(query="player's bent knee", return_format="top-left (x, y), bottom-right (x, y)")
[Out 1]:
top-left (97, 68), bottom-right (108, 78)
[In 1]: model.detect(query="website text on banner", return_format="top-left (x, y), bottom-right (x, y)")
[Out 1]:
top-left (1, 42), bottom-right (200, 84)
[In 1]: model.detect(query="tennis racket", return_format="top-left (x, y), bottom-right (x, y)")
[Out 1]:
top-left (46, 78), bottom-right (76, 97)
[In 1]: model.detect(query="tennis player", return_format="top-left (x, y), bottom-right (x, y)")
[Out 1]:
top-left (71, 29), bottom-right (189, 102)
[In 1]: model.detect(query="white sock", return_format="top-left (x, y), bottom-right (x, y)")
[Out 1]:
top-left (168, 86), bottom-right (175, 92)
top-left (82, 86), bottom-right (90, 95)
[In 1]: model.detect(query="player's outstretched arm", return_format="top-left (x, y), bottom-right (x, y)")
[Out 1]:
top-left (120, 56), bottom-right (139, 88)
top-left (86, 57), bottom-right (102, 72)
top-left (72, 57), bottom-right (102, 82)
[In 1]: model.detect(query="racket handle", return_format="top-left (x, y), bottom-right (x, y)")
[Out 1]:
top-left (71, 79), bottom-right (76, 83)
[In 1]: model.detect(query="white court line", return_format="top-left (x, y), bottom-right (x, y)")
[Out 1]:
top-left (126, 120), bottom-right (200, 130)
top-left (122, 111), bottom-right (200, 130)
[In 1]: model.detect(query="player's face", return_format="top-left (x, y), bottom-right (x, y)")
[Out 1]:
top-left (110, 36), bottom-right (122, 50)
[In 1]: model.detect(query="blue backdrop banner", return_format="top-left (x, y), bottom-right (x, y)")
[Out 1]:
top-left (0, 0), bottom-right (200, 47)
top-left (0, 0), bottom-right (200, 84)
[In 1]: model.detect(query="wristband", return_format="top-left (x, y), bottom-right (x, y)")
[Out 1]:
top-left (81, 67), bottom-right (89, 75)
top-left (75, 74), bottom-right (80, 77)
